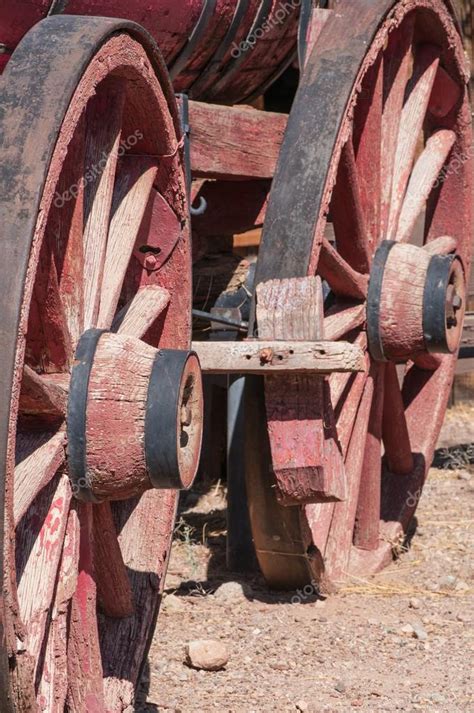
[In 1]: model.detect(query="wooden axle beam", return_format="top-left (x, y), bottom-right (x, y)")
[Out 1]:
top-left (192, 340), bottom-right (365, 375)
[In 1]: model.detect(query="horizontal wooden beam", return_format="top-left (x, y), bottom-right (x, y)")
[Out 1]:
top-left (189, 101), bottom-right (288, 180)
top-left (192, 340), bottom-right (365, 375)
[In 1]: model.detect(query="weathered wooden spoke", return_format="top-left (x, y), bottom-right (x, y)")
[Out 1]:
top-left (97, 156), bottom-right (158, 329)
top-left (0, 18), bottom-right (200, 711)
top-left (382, 362), bottom-right (414, 475)
top-left (83, 80), bottom-right (124, 331)
top-left (387, 43), bottom-right (441, 240)
top-left (331, 141), bottom-right (370, 273)
top-left (248, 0), bottom-right (471, 592)
top-left (397, 129), bottom-right (456, 243)
top-left (319, 238), bottom-right (369, 299)
top-left (112, 284), bottom-right (171, 338)
top-left (380, 14), bottom-right (414, 236)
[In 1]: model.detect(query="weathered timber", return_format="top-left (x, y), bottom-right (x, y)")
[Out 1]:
top-left (188, 100), bottom-right (288, 180)
top-left (256, 277), bottom-right (348, 506)
top-left (192, 340), bottom-right (365, 375)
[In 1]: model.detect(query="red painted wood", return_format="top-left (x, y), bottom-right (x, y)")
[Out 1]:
top-left (319, 238), bottom-right (369, 300)
top-left (1, 28), bottom-right (195, 707)
top-left (67, 505), bottom-right (105, 712)
top-left (382, 362), bottom-right (414, 475)
top-left (381, 15), bottom-right (414, 236)
top-left (37, 508), bottom-right (80, 712)
top-left (92, 502), bottom-right (133, 618)
top-left (354, 54), bottom-right (383, 253)
top-left (353, 364), bottom-right (385, 551)
top-left (332, 140), bottom-right (370, 273)
top-left (324, 369), bottom-right (374, 586)
top-left (0, 0), bottom-right (299, 103)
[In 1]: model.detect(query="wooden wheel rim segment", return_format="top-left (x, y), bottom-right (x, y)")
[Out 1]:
top-left (0, 16), bottom-right (201, 711)
top-left (247, 0), bottom-right (472, 591)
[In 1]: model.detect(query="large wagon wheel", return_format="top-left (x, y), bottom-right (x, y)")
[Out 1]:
top-left (246, 0), bottom-right (472, 590)
top-left (0, 17), bottom-right (203, 712)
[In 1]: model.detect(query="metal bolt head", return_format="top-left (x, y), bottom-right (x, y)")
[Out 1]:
top-left (144, 254), bottom-right (157, 270)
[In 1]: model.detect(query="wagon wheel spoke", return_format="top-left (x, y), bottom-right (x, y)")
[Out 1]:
top-left (112, 284), bottom-right (171, 338)
top-left (397, 129), bottom-right (456, 243)
top-left (67, 504), bottom-right (105, 709)
top-left (382, 362), bottom-right (414, 474)
top-left (50, 117), bottom-right (86, 350)
top-left (37, 508), bottom-right (80, 710)
top-left (319, 238), bottom-right (369, 299)
top-left (387, 43), bottom-right (441, 240)
top-left (83, 80), bottom-right (125, 330)
top-left (92, 502), bottom-right (133, 618)
top-left (353, 53), bottom-right (383, 251)
top-left (15, 474), bottom-right (72, 675)
top-left (329, 332), bottom-right (368, 409)
top-left (353, 363), bottom-right (385, 550)
top-left (19, 366), bottom-right (67, 421)
top-left (27, 237), bottom-right (75, 372)
top-left (324, 370), bottom-right (374, 582)
top-left (381, 15), bottom-right (415, 235)
top-left (97, 156), bottom-right (158, 329)
top-left (331, 140), bottom-right (370, 273)
top-left (14, 430), bottom-right (66, 526)
top-left (324, 302), bottom-right (366, 341)
top-left (336, 361), bottom-right (370, 456)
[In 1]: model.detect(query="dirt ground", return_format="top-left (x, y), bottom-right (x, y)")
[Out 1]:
top-left (137, 406), bottom-right (474, 713)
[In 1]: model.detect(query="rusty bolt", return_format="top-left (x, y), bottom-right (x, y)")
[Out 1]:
top-left (259, 348), bottom-right (274, 365)
top-left (144, 254), bottom-right (158, 270)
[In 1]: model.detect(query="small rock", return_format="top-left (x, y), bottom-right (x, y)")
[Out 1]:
top-left (412, 624), bottom-right (428, 641)
top-left (162, 593), bottom-right (185, 613)
top-left (367, 617), bottom-right (379, 626)
top-left (455, 579), bottom-right (470, 592)
top-left (439, 575), bottom-right (457, 590)
top-left (335, 680), bottom-right (347, 693)
top-left (457, 470), bottom-right (471, 481)
top-left (213, 581), bottom-right (251, 602)
top-left (185, 640), bottom-right (230, 671)
top-left (409, 597), bottom-right (421, 610)
top-left (456, 613), bottom-right (470, 623)
top-left (400, 624), bottom-right (415, 635)
top-left (270, 662), bottom-right (287, 671)
top-left (295, 701), bottom-right (308, 712)
top-left (430, 693), bottom-right (444, 704)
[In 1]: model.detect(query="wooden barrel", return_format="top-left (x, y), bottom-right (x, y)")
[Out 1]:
top-left (0, 0), bottom-right (299, 103)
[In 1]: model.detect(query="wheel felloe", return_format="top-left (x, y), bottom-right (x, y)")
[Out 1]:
top-left (67, 330), bottom-right (203, 501)
top-left (367, 240), bottom-right (466, 362)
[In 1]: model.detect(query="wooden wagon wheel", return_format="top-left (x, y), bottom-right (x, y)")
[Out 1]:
top-left (0, 16), bottom-right (203, 712)
top-left (246, 0), bottom-right (472, 590)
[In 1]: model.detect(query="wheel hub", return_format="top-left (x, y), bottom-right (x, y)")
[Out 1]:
top-left (367, 240), bottom-right (466, 362)
top-left (67, 329), bottom-right (203, 502)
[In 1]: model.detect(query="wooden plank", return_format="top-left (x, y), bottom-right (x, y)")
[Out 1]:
top-left (192, 340), bottom-right (365, 375)
top-left (189, 100), bottom-right (288, 180)
top-left (257, 277), bottom-right (347, 506)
